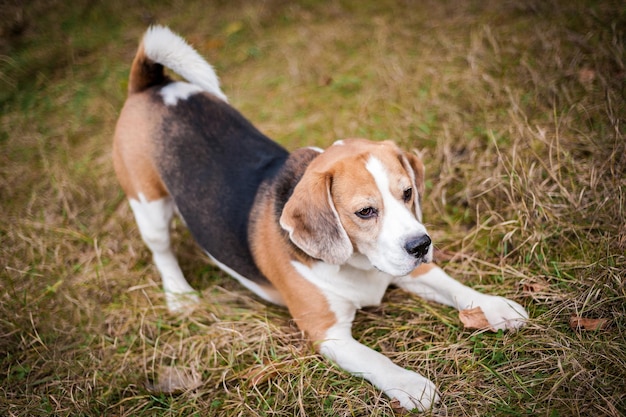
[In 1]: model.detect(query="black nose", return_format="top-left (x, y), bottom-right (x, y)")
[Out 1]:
top-left (405, 235), bottom-right (431, 259)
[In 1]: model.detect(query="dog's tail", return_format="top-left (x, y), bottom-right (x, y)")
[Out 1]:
top-left (128, 25), bottom-right (228, 101)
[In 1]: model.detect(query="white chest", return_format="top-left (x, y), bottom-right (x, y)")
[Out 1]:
top-left (292, 260), bottom-right (393, 309)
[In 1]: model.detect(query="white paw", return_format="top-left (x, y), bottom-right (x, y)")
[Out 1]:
top-left (382, 369), bottom-right (440, 412)
top-left (477, 295), bottom-right (528, 331)
top-left (165, 291), bottom-right (200, 313)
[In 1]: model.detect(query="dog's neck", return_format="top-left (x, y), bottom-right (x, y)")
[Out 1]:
top-left (346, 253), bottom-right (376, 271)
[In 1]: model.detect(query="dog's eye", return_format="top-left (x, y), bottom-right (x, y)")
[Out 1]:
top-left (355, 207), bottom-right (378, 219)
top-left (403, 188), bottom-right (413, 202)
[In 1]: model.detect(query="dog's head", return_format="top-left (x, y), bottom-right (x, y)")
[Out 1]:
top-left (280, 139), bottom-right (432, 276)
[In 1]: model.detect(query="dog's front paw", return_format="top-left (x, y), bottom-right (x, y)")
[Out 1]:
top-left (382, 369), bottom-right (440, 412)
top-left (165, 291), bottom-right (200, 313)
top-left (477, 295), bottom-right (528, 331)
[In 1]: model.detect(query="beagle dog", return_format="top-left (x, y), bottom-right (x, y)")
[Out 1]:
top-left (113, 26), bottom-right (528, 411)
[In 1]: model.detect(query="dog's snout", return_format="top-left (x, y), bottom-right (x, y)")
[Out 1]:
top-left (405, 235), bottom-right (431, 259)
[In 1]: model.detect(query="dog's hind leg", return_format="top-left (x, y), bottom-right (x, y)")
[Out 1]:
top-left (113, 92), bottom-right (199, 312)
top-left (129, 195), bottom-right (200, 312)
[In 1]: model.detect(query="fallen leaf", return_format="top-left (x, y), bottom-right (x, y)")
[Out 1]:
top-left (390, 398), bottom-right (409, 415)
top-left (459, 307), bottom-right (493, 331)
top-left (243, 361), bottom-right (280, 386)
top-left (223, 21), bottom-right (243, 37)
top-left (578, 67), bottom-right (596, 85)
top-left (204, 38), bottom-right (225, 50)
top-left (522, 280), bottom-right (549, 293)
top-left (319, 75), bottom-right (333, 86)
top-left (146, 365), bottom-right (202, 394)
top-left (569, 316), bottom-right (609, 331)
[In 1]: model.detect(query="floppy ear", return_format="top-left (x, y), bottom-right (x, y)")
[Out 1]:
top-left (279, 171), bottom-right (353, 264)
top-left (401, 150), bottom-right (426, 222)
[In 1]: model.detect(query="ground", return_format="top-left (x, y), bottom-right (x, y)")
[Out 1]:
top-left (1, 0), bottom-right (625, 416)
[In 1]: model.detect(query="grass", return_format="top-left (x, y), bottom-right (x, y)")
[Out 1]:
top-left (1, 0), bottom-right (625, 415)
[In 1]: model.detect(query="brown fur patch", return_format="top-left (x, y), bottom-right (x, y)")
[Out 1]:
top-left (128, 43), bottom-right (169, 95)
top-left (251, 184), bottom-right (336, 343)
top-left (112, 93), bottom-right (169, 201)
top-left (410, 262), bottom-right (437, 277)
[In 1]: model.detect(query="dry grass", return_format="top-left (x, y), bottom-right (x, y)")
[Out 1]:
top-left (1, 0), bottom-right (625, 416)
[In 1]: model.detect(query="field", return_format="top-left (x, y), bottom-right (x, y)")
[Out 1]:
top-left (1, 0), bottom-right (625, 415)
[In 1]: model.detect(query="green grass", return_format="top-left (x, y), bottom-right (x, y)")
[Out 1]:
top-left (1, 0), bottom-right (625, 415)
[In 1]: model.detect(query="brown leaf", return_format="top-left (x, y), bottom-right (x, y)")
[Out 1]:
top-left (390, 398), bottom-right (409, 415)
top-left (319, 75), bottom-right (333, 86)
top-left (244, 361), bottom-right (280, 386)
top-left (522, 280), bottom-right (549, 293)
top-left (569, 316), bottom-right (609, 331)
top-left (146, 365), bottom-right (202, 394)
top-left (459, 307), bottom-right (493, 331)
top-left (578, 67), bottom-right (596, 85)
top-left (204, 38), bottom-right (225, 50)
